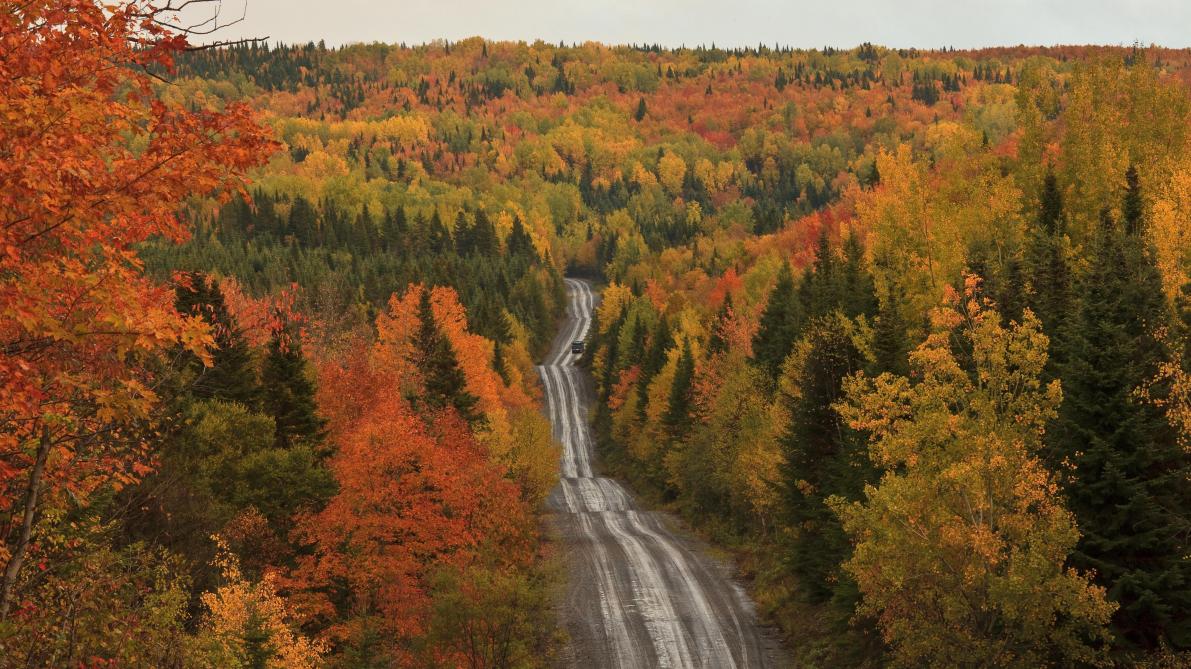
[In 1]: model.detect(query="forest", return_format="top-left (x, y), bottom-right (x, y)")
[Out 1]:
top-left (2, 0), bottom-right (1191, 667)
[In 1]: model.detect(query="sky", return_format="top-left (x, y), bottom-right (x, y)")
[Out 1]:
top-left (192, 0), bottom-right (1191, 49)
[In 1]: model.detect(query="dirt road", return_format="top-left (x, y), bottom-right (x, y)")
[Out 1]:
top-left (540, 278), bottom-right (787, 668)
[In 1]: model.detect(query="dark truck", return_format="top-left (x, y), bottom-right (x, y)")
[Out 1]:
top-left (571, 340), bottom-right (585, 354)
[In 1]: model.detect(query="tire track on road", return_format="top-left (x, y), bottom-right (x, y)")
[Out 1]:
top-left (541, 278), bottom-right (785, 668)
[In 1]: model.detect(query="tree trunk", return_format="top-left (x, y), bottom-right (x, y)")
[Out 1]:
top-left (0, 426), bottom-right (51, 621)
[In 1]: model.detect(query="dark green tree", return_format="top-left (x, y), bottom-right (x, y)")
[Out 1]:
top-left (411, 288), bottom-right (481, 426)
top-left (663, 339), bottom-right (696, 439)
top-left (636, 317), bottom-right (672, 419)
top-left (872, 281), bottom-right (909, 377)
top-left (1024, 168), bottom-right (1071, 348)
top-left (261, 320), bottom-right (326, 450)
top-left (1052, 202), bottom-right (1191, 651)
top-left (427, 211), bottom-right (452, 254)
top-left (634, 96), bottom-right (647, 122)
top-left (752, 262), bottom-right (803, 380)
top-left (780, 315), bottom-right (870, 604)
top-left (174, 273), bottom-right (260, 408)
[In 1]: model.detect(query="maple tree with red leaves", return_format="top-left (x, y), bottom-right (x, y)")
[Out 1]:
top-left (0, 0), bottom-right (272, 620)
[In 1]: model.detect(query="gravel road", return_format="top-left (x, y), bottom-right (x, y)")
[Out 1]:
top-left (540, 278), bottom-right (788, 668)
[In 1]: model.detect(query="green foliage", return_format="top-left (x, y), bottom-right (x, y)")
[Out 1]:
top-left (752, 261), bottom-right (803, 380)
top-left (663, 339), bottom-right (696, 439)
top-left (778, 313), bottom-right (871, 605)
top-left (1051, 199), bottom-right (1191, 651)
top-left (836, 291), bottom-right (1115, 668)
top-left (261, 324), bottom-right (326, 450)
top-left (175, 273), bottom-right (261, 408)
top-left (412, 289), bottom-right (482, 425)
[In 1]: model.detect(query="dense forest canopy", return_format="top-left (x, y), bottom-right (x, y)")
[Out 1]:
top-left (3, 1), bottom-right (1191, 665)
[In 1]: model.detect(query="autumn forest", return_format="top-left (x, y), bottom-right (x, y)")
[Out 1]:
top-left (2, 1), bottom-right (1191, 667)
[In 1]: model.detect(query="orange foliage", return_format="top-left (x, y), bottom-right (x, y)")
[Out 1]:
top-left (290, 287), bottom-right (537, 662)
top-left (0, 0), bottom-right (272, 616)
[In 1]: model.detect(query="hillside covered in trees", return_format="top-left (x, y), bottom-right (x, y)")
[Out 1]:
top-left (3, 0), bottom-right (1191, 666)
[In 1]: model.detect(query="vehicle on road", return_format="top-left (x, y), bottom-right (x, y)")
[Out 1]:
top-left (571, 340), bottom-right (585, 354)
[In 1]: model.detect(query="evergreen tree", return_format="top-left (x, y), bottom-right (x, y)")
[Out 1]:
top-left (287, 196), bottom-right (318, 246)
top-left (506, 215), bottom-right (537, 260)
top-left (174, 273), bottom-right (260, 407)
top-left (636, 318), bottom-right (672, 419)
top-left (752, 262), bottom-right (803, 380)
top-left (1052, 202), bottom-right (1191, 651)
top-left (453, 211), bottom-right (473, 255)
top-left (780, 314), bottom-right (870, 604)
top-left (1123, 164), bottom-right (1144, 236)
top-left (872, 280), bottom-right (910, 376)
top-left (1024, 168), bottom-right (1071, 346)
top-left (800, 228), bottom-right (840, 319)
top-left (470, 209), bottom-right (499, 256)
top-left (261, 320), bottom-right (326, 450)
top-left (663, 339), bottom-right (695, 439)
top-left (427, 211), bottom-right (452, 254)
top-left (839, 233), bottom-right (878, 319)
top-left (634, 96), bottom-right (647, 122)
top-left (411, 288), bottom-right (481, 426)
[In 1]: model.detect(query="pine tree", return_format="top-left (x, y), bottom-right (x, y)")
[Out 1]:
top-left (1052, 201), bottom-right (1191, 651)
top-left (634, 96), bottom-right (647, 122)
top-left (800, 228), bottom-right (840, 319)
top-left (872, 280), bottom-right (909, 376)
top-left (663, 339), bottom-right (695, 439)
top-left (261, 321), bottom-right (326, 450)
top-left (174, 273), bottom-right (260, 408)
top-left (453, 211), bottom-right (473, 255)
top-left (752, 262), bottom-right (803, 380)
top-left (1024, 169), bottom-right (1071, 347)
top-left (427, 211), bottom-right (452, 254)
top-left (411, 288), bottom-right (481, 426)
top-left (780, 314), bottom-right (870, 604)
top-left (506, 215), bottom-right (537, 261)
top-left (470, 209), bottom-right (498, 256)
top-left (839, 233), bottom-right (878, 319)
top-left (636, 318), bottom-right (672, 419)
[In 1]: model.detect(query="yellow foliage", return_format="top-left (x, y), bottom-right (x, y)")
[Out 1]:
top-left (658, 151), bottom-right (687, 194)
top-left (198, 537), bottom-right (326, 669)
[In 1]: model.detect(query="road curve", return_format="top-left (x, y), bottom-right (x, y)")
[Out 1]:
top-left (540, 278), bottom-right (786, 668)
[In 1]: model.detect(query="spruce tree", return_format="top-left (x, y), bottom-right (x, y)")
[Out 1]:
top-left (1024, 168), bottom-right (1071, 347)
top-left (427, 211), bottom-right (452, 254)
top-left (636, 318), bottom-right (672, 419)
top-left (872, 281), bottom-right (910, 377)
top-left (261, 321), bottom-right (325, 450)
top-left (634, 96), bottom-right (647, 121)
top-left (411, 288), bottom-right (481, 426)
top-left (1053, 201), bottom-right (1191, 651)
top-left (663, 339), bottom-right (695, 440)
top-left (780, 315), bottom-right (870, 604)
top-left (752, 262), bottom-right (803, 380)
top-left (174, 273), bottom-right (260, 407)
top-left (470, 209), bottom-right (499, 256)
top-left (506, 215), bottom-right (537, 261)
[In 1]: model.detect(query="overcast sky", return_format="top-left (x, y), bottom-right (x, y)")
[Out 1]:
top-left (195, 0), bottom-right (1191, 49)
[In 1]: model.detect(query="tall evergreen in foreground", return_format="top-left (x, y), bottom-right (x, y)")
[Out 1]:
top-left (752, 262), bottom-right (803, 380)
top-left (1051, 174), bottom-right (1191, 651)
top-left (663, 339), bottom-right (695, 439)
top-left (261, 321), bottom-right (326, 449)
top-left (174, 273), bottom-right (260, 408)
top-left (1024, 168), bottom-right (1071, 361)
top-left (411, 288), bottom-right (481, 426)
top-left (780, 314), bottom-right (869, 604)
